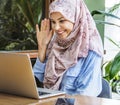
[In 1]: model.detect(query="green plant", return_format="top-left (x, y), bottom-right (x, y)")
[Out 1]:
top-left (0, 0), bottom-right (44, 50)
top-left (102, 38), bottom-right (120, 93)
top-left (91, 10), bottom-right (120, 27)
top-left (92, 2), bottom-right (120, 94)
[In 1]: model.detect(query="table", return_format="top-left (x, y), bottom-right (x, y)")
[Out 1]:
top-left (0, 93), bottom-right (120, 105)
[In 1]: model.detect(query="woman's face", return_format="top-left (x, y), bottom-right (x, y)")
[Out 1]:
top-left (50, 12), bottom-right (74, 39)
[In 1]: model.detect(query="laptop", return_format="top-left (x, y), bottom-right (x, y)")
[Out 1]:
top-left (0, 52), bottom-right (65, 99)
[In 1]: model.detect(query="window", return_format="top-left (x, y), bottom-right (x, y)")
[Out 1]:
top-left (104, 0), bottom-right (120, 61)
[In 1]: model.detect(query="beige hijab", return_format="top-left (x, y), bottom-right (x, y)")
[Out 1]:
top-left (43, 0), bottom-right (103, 90)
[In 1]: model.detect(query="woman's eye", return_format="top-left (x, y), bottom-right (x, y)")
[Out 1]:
top-left (51, 21), bottom-right (55, 24)
top-left (59, 20), bottom-right (66, 23)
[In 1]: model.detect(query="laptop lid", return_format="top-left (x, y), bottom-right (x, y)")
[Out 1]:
top-left (0, 52), bottom-right (65, 99)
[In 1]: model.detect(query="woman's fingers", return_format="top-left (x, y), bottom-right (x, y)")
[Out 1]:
top-left (46, 19), bottom-right (50, 31)
top-left (41, 19), bottom-right (50, 31)
top-left (48, 30), bottom-right (54, 40)
top-left (41, 20), bottom-right (44, 31)
top-left (36, 18), bottom-right (53, 46)
top-left (36, 24), bottom-right (39, 32)
top-left (41, 19), bottom-right (46, 31)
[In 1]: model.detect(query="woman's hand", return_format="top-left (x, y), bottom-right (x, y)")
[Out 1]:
top-left (36, 19), bottom-right (53, 62)
top-left (36, 18), bottom-right (53, 47)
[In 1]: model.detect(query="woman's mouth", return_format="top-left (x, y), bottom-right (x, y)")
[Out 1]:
top-left (56, 31), bottom-right (65, 35)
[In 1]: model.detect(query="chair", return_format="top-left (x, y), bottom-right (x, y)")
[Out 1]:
top-left (98, 78), bottom-right (112, 98)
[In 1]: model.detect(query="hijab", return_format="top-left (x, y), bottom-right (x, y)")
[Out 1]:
top-left (43, 0), bottom-right (103, 90)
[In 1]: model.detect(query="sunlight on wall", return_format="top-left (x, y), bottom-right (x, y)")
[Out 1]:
top-left (106, 0), bottom-right (120, 7)
top-left (104, 0), bottom-right (120, 61)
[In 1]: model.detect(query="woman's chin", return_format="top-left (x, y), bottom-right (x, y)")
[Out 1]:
top-left (57, 34), bottom-right (68, 39)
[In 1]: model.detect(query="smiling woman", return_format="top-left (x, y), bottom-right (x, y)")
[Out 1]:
top-left (33, 0), bottom-right (103, 98)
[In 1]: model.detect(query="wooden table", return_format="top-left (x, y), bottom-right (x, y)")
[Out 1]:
top-left (0, 93), bottom-right (120, 105)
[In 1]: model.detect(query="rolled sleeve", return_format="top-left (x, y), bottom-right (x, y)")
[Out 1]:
top-left (33, 58), bottom-right (46, 82)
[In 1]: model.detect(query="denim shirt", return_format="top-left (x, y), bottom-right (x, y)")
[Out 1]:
top-left (33, 50), bottom-right (102, 97)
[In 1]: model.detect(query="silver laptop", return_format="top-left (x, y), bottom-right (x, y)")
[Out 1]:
top-left (0, 52), bottom-right (65, 99)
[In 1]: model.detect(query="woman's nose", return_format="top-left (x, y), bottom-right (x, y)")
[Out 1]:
top-left (54, 23), bottom-right (60, 30)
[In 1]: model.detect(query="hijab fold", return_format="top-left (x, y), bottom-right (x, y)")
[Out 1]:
top-left (43, 0), bottom-right (103, 90)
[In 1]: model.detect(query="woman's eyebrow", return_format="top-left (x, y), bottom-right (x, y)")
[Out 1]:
top-left (50, 17), bottom-right (65, 21)
top-left (57, 17), bottom-right (64, 20)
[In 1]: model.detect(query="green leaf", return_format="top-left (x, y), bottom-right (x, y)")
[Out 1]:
top-left (110, 52), bottom-right (120, 79)
top-left (16, 0), bottom-right (34, 29)
top-left (16, 0), bottom-right (43, 30)
top-left (103, 61), bottom-right (113, 81)
top-left (95, 20), bottom-right (120, 27)
top-left (91, 10), bottom-right (120, 20)
top-left (109, 3), bottom-right (120, 13)
top-left (105, 36), bottom-right (120, 49)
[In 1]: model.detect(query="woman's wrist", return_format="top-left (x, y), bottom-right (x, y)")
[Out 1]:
top-left (38, 45), bottom-right (47, 63)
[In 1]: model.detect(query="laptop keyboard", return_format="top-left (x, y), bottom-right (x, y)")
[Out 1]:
top-left (38, 91), bottom-right (50, 95)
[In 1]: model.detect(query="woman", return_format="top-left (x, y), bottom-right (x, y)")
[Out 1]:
top-left (33, 0), bottom-right (103, 97)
